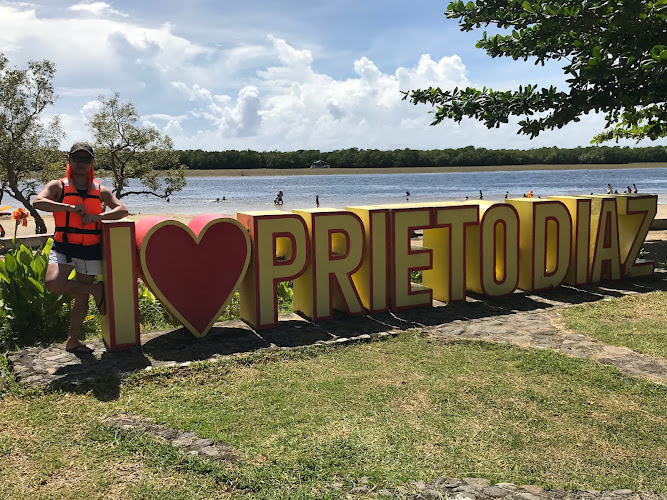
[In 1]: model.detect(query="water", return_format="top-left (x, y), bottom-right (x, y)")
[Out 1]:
top-left (26, 166), bottom-right (667, 215)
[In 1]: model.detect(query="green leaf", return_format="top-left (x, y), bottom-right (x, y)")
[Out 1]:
top-left (28, 277), bottom-right (44, 294)
top-left (31, 258), bottom-right (45, 276)
top-left (651, 44), bottom-right (666, 60)
top-left (522, 1), bottom-right (533, 12)
top-left (18, 247), bottom-right (32, 267)
top-left (5, 253), bottom-right (17, 273)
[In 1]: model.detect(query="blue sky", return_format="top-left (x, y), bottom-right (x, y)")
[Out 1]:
top-left (1, 1), bottom-right (661, 152)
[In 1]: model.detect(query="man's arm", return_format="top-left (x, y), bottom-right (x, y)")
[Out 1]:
top-left (33, 180), bottom-right (82, 215)
top-left (93, 186), bottom-right (129, 222)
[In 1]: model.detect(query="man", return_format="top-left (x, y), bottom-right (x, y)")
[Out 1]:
top-left (33, 141), bottom-right (128, 354)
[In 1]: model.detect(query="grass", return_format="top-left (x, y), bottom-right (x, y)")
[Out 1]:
top-left (560, 291), bottom-right (667, 358)
top-left (1, 334), bottom-right (666, 499)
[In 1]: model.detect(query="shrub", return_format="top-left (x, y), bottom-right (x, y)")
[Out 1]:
top-left (137, 280), bottom-right (181, 331)
top-left (0, 239), bottom-right (71, 349)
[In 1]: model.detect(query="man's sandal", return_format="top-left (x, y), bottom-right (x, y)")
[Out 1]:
top-left (65, 344), bottom-right (95, 354)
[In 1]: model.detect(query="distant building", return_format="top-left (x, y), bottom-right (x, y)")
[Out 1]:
top-left (310, 160), bottom-right (330, 168)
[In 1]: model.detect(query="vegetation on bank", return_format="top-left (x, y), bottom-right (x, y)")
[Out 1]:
top-left (177, 145), bottom-right (667, 171)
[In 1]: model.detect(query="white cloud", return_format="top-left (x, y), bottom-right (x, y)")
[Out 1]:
top-left (57, 87), bottom-right (109, 97)
top-left (171, 83), bottom-right (261, 138)
top-left (167, 36), bottom-right (473, 150)
top-left (170, 82), bottom-right (213, 102)
top-left (68, 2), bottom-right (128, 17)
top-left (2, 2), bottom-right (663, 151)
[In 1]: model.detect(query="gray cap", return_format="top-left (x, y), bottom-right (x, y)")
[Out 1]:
top-left (69, 141), bottom-right (94, 158)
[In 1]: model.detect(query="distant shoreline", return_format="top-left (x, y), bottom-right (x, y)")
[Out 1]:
top-left (180, 162), bottom-right (667, 177)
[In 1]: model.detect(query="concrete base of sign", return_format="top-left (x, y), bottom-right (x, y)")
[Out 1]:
top-left (0, 233), bottom-right (53, 253)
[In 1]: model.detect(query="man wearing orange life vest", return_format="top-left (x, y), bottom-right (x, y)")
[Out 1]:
top-left (33, 141), bottom-right (128, 354)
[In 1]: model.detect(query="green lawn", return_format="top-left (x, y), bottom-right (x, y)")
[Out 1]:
top-left (560, 291), bottom-right (667, 358)
top-left (1, 334), bottom-right (665, 499)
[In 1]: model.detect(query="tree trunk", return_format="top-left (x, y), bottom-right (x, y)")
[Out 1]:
top-left (30, 208), bottom-right (48, 235)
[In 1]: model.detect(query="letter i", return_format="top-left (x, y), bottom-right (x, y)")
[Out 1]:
top-left (100, 220), bottom-right (140, 350)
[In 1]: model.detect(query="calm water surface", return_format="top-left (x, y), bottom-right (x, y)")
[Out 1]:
top-left (28, 166), bottom-right (667, 215)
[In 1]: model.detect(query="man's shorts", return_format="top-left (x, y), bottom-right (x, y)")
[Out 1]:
top-left (48, 248), bottom-right (102, 276)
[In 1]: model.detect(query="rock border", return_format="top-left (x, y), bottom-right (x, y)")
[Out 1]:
top-left (103, 414), bottom-right (240, 462)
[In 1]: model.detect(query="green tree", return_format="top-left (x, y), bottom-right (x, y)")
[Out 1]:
top-left (88, 92), bottom-right (186, 200)
top-left (404, 0), bottom-right (667, 143)
top-left (0, 54), bottom-right (64, 234)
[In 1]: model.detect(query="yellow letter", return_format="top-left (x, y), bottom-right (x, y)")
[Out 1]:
top-left (423, 204), bottom-right (479, 302)
top-left (347, 206), bottom-right (390, 313)
top-left (509, 199), bottom-right (572, 292)
top-left (238, 211), bottom-right (309, 329)
top-left (292, 209), bottom-right (365, 321)
top-left (617, 195), bottom-right (657, 277)
top-left (467, 202), bottom-right (519, 296)
top-left (590, 197), bottom-right (621, 282)
top-left (390, 207), bottom-right (433, 310)
top-left (100, 220), bottom-right (140, 350)
top-left (548, 196), bottom-right (592, 286)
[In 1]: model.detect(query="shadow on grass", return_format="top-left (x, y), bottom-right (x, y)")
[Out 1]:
top-left (9, 272), bottom-right (667, 396)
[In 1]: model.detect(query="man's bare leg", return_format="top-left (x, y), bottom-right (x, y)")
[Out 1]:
top-left (44, 263), bottom-right (105, 350)
top-left (45, 263), bottom-right (104, 307)
top-left (66, 273), bottom-right (96, 350)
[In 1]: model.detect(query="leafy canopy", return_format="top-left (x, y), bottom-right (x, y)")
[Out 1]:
top-left (0, 53), bottom-right (64, 234)
top-left (404, 0), bottom-right (667, 143)
top-left (89, 92), bottom-right (187, 200)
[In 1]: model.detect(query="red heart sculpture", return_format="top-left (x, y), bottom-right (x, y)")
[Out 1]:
top-left (135, 214), bottom-right (251, 337)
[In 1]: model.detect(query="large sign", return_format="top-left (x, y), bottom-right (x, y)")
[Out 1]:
top-left (100, 194), bottom-right (657, 350)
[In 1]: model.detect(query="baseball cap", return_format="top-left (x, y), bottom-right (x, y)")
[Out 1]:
top-left (69, 141), bottom-right (94, 158)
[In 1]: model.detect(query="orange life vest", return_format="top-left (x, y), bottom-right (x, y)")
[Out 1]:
top-left (53, 177), bottom-right (103, 248)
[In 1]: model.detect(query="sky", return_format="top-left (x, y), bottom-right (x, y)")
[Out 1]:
top-left (1, 0), bottom-right (663, 152)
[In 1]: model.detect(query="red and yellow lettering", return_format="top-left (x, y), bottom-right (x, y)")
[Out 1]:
top-left (100, 220), bottom-right (140, 350)
top-left (292, 209), bottom-right (366, 321)
top-left (617, 195), bottom-right (658, 277)
top-left (423, 204), bottom-right (479, 302)
top-left (509, 199), bottom-right (572, 292)
top-left (467, 202), bottom-right (520, 296)
top-left (548, 196), bottom-right (592, 286)
top-left (238, 211), bottom-right (309, 329)
top-left (590, 197), bottom-right (621, 282)
top-left (390, 207), bottom-right (433, 310)
top-left (347, 207), bottom-right (390, 313)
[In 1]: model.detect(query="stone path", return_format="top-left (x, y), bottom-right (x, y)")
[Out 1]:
top-left (8, 271), bottom-right (667, 389)
top-left (104, 414), bottom-right (240, 463)
top-left (427, 309), bottom-right (667, 384)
